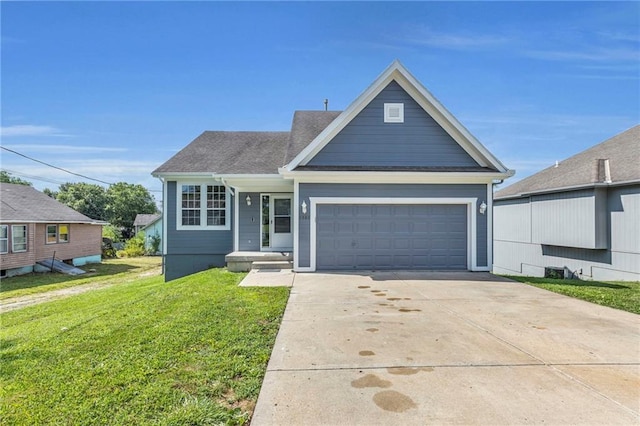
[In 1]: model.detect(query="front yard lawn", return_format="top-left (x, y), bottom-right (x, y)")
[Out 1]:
top-left (0, 257), bottom-right (162, 300)
top-left (505, 276), bottom-right (640, 314)
top-left (0, 268), bottom-right (290, 425)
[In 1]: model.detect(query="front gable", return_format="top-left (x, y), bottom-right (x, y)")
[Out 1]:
top-left (284, 60), bottom-right (511, 175)
top-left (307, 80), bottom-right (480, 168)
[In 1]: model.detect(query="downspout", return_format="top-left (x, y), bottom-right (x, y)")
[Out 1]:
top-left (157, 177), bottom-right (166, 276)
top-left (216, 175), bottom-right (235, 196)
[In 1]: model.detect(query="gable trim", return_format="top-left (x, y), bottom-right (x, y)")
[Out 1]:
top-left (284, 60), bottom-right (511, 174)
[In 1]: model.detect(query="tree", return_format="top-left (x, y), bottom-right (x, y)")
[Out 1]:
top-left (0, 170), bottom-right (32, 186)
top-left (56, 182), bottom-right (108, 221)
top-left (43, 188), bottom-right (58, 199)
top-left (106, 182), bottom-right (157, 238)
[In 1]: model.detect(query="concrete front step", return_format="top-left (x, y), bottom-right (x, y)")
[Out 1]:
top-left (226, 251), bottom-right (293, 272)
top-left (252, 261), bottom-right (293, 270)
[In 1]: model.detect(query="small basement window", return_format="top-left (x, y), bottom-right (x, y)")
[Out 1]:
top-left (384, 103), bottom-right (404, 123)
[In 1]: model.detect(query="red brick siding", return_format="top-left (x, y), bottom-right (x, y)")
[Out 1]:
top-left (0, 223), bottom-right (36, 270)
top-left (35, 223), bottom-right (102, 262)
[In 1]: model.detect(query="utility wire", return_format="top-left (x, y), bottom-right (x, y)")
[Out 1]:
top-left (1, 146), bottom-right (114, 185)
top-left (1, 168), bottom-right (67, 186)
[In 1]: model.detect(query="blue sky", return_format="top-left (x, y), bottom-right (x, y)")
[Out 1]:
top-left (2, 2), bottom-right (638, 199)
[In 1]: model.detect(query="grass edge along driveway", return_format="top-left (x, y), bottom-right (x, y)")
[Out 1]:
top-left (0, 268), bottom-right (290, 425)
top-left (505, 275), bottom-right (640, 314)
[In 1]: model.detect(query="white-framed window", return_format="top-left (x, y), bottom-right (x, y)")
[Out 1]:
top-left (46, 224), bottom-right (58, 244)
top-left (11, 225), bottom-right (27, 253)
top-left (46, 224), bottom-right (69, 244)
top-left (384, 103), bottom-right (404, 123)
top-left (59, 225), bottom-right (69, 243)
top-left (0, 225), bottom-right (8, 254)
top-left (177, 183), bottom-right (230, 230)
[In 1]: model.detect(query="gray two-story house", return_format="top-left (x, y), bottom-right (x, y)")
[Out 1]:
top-left (153, 61), bottom-right (513, 281)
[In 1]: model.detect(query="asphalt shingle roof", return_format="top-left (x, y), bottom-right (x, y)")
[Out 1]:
top-left (495, 125), bottom-right (640, 199)
top-left (152, 111), bottom-right (342, 176)
top-left (133, 213), bottom-right (161, 227)
top-left (0, 183), bottom-right (100, 223)
top-left (152, 131), bottom-right (291, 175)
top-left (284, 110), bottom-right (342, 164)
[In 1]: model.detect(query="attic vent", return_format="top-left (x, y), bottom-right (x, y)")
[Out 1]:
top-left (384, 103), bottom-right (404, 123)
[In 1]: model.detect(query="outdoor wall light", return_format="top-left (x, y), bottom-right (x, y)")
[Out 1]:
top-left (301, 200), bottom-right (308, 215)
top-left (479, 201), bottom-right (487, 215)
top-left (245, 195), bottom-right (251, 206)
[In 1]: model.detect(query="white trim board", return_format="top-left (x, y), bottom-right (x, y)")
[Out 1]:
top-left (307, 197), bottom-right (479, 272)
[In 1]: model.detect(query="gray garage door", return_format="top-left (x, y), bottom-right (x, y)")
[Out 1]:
top-left (316, 204), bottom-right (467, 270)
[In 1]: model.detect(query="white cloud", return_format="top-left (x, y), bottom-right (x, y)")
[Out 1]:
top-left (1, 125), bottom-right (63, 137)
top-left (399, 27), bottom-right (509, 50)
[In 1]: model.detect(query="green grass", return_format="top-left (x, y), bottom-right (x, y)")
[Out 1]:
top-left (505, 276), bottom-right (640, 314)
top-left (0, 257), bottom-right (162, 300)
top-left (1, 268), bottom-right (290, 425)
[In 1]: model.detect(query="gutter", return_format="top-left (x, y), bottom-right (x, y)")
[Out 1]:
top-left (495, 178), bottom-right (640, 201)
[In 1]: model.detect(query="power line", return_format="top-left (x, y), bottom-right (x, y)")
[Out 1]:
top-left (1, 168), bottom-right (67, 186)
top-left (1, 146), bottom-right (114, 185)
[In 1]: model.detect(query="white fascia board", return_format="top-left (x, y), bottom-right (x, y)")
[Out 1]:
top-left (393, 66), bottom-right (511, 174)
top-left (223, 175), bottom-right (293, 193)
top-left (281, 170), bottom-right (511, 184)
top-left (152, 172), bottom-right (216, 179)
top-left (284, 60), bottom-right (513, 175)
top-left (285, 62), bottom-right (402, 171)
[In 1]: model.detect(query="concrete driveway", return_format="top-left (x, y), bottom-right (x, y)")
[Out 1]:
top-left (252, 272), bottom-right (640, 425)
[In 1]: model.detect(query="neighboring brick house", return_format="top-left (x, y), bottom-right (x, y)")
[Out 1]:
top-left (0, 183), bottom-right (104, 277)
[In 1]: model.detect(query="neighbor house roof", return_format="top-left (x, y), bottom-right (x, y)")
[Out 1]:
top-left (133, 213), bottom-right (161, 228)
top-left (152, 131), bottom-right (291, 175)
top-left (0, 183), bottom-right (103, 224)
top-left (495, 125), bottom-right (640, 200)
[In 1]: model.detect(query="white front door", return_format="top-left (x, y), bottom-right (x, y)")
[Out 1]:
top-left (261, 194), bottom-right (293, 251)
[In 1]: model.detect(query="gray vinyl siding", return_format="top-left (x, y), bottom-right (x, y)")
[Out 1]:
top-left (530, 188), bottom-right (607, 249)
top-left (308, 81), bottom-right (479, 168)
top-left (238, 192), bottom-right (260, 251)
top-left (298, 183), bottom-right (488, 269)
top-left (164, 181), bottom-right (233, 281)
top-left (493, 184), bottom-right (640, 281)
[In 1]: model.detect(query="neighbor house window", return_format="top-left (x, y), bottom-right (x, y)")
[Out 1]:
top-left (12, 225), bottom-right (27, 253)
top-left (59, 225), bottom-right (69, 243)
top-left (0, 225), bottom-right (7, 254)
top-left (46, 224), bottom-right (58, 244)
top-left (178, 183), bottom-right (229, 230)
top-left (46, 224), bottom-right (69, 244)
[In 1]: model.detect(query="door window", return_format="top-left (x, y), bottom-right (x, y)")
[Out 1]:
top-left (274, 199), bottom-right (291, 234)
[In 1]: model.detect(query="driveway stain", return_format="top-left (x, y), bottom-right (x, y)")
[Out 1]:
top-left (398, 308), bottom-right (422, 312)
top-left (373, 390), bottom-right (417, 412)
top-left (359, 350), bottom-right (375, 356)
top-left (358, 286), bottom-right (371, 289)
top-left (387, 297), bottom-right (401, 301)
top-left (375, 293), bottom-right (387, 296)
top-left (387, 367), bottom-right (434, 375)
top-left (366, 328), bottom-right (379, 332)
top-left (351, 374), bottom-right (392, 389)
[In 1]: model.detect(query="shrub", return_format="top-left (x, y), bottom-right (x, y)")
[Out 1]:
top-left (146, 232), bottom-right (161, 255)
top-left (117, 232), bottom-right (146, 258)
top-left (102, 224), bottom-right (123, 243)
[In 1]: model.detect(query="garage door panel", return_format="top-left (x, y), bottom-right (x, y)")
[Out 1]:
top-left (317, 203), bottom-right (468, 270)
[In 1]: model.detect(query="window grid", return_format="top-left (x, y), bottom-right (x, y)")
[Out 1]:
top-left (181, 185), bottom-right (201, 226)
top-left (207, 185), bottom-right (226, 226)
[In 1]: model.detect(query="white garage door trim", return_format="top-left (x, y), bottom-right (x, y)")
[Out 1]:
top-left (309, 197), bottom-right (478, 272)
